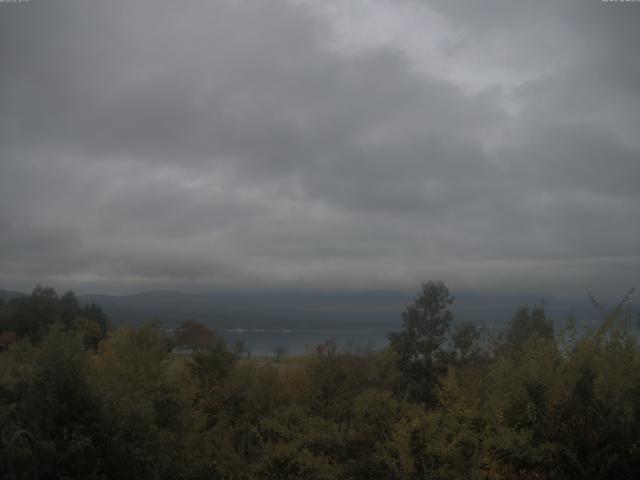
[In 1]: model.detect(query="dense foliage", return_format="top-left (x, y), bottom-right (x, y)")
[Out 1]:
top-left (1, 283), bottom-right (639, 479)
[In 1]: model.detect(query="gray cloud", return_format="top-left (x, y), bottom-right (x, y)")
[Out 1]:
top-left (0, 0), bottom-right (638, 298)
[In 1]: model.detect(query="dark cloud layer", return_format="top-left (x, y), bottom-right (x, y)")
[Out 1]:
top-left (0, 0), bottom-right (638, 298)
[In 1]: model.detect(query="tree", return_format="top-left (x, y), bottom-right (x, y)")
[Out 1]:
top-left (0, 286), bottom-right (109, 346)
top-left (92, 322), bottom-right (195, 479)
top-left (273, 345), bottom-right (287, 363)
top-left (8, 325), bottom-right (104, 479)
top-left (6, 286), bottom-right (61, 341)
top-left (503, 305), bottom-right (553, 350)
top-left (191, 336), bottom-right (236, 390)
top-left (233, 339), bottom-right (250, 358)
top-left (174, 319), bottom-right (214, 351)
top-left (450, 321), bottom-right (483, 363)
top-left (388, 281), bottom-right (454, 405)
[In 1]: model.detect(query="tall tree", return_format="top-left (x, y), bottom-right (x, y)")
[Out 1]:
top-left (503, 305), bottom-right (553, 350)
top-left (389, 280), bottom-right (454, 406)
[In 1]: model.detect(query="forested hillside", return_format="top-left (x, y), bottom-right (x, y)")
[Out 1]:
top-left (1, 282), bottom-right (639, 479)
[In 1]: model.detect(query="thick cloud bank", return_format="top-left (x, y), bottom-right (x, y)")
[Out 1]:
top-left (1, 0), bottom-right (638, 297)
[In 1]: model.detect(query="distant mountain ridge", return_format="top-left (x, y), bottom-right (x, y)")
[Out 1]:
top-left (3, 287), bottom-right (630, 332)
top-left (77, 290), bottom-right (410, 331)
top-left (0, 289), bottom-right (28, 302)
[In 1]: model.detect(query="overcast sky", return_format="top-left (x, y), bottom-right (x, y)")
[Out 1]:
top-left (1, 0), bottom-right (639, 298)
